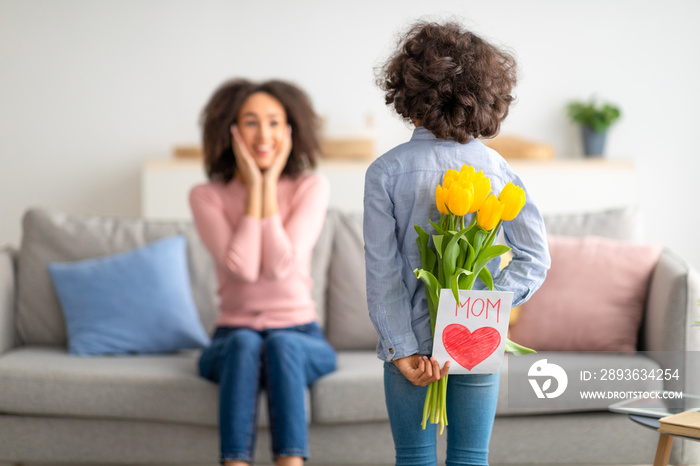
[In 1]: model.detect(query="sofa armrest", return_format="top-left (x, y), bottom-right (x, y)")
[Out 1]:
top-left (0, 246), bottom-right (18, 354)
top-left (642, 248), bottom-right (700, 394)
top-left (643, 248), bottom-right (699, 352)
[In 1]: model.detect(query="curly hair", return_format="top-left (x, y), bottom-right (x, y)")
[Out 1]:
top-left (200, 79), bottom-right (320, 182)
top-left (378, 20), bottom-right (517, 143)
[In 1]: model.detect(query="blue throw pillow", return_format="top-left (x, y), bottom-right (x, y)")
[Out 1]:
top-left (48, 235), bottom-right (210, 355)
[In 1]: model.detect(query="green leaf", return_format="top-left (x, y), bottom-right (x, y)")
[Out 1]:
top-left (505, 338), bottom-right (537, 355)
top-left (481, 243), bottom-right (511, 259)
top-left (450, 268), bottom-right (473, 302)
top-left (414, 268), bottom-right (440, 327)
top-left (443, 228), bottom-right (469, 282)
top-left (457, 239), bottom-right (467, 270)
top-left (463, 239), bottom-right (475, 270)
top-left (566, 99), bottom-right (621, 131)
top-left (458, 273), bottom-right (471, 288)
top-left (430, 219), bottom-right (448, 236)
top-left (433, 234), bottom-right (445, 258)
top-left (473, 229), bottom-right (487, 252)
top-left (477, 267), bottom-right (494, 290)
top-left (415, 225), bottom-right (437, 272)
top-left (473, 244), bottom-right (511, 276)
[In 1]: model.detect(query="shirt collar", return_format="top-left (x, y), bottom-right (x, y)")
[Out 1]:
top-left (410, 126), bottom-right (438, 141)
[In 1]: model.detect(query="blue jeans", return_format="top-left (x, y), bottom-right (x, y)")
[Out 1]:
top-left (384, 362), bottom-right (500, 466)
top-left (199, 322), bottom-right (336, 463)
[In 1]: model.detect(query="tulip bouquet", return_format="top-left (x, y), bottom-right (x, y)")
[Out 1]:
top-left (414, 164), bottom-right (535, 433)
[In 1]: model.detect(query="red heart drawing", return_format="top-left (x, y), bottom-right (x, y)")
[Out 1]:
top-left (442, 324), bottom-right (501, 371)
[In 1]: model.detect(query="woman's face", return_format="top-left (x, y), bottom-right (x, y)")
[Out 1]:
top-left (236, 92), bottom-right (288, 171)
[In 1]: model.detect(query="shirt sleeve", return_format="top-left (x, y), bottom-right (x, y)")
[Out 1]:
top-left (363, 160), bottom-right (420, 361)
top-left (493, 174), bottom-right (551, 307)
top-left (189, 184), bottom-right (262, 283)
top-left (260, 173), bottom-right (330, 280)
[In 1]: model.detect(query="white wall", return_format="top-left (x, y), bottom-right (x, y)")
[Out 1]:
top-left (2, 0), bottom-right (700, 269)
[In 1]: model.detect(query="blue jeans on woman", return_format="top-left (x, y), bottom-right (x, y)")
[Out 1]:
top-left (199, 322), bottom-right (336, 464)
top-left (384, 362), bottom-right (500, 466)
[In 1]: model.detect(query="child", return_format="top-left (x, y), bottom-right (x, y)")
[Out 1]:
top-left (363, 21), bottom-right (550, 466)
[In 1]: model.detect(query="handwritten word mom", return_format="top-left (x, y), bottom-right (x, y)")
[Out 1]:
top-left (455, 297), bottom-right (502, 322)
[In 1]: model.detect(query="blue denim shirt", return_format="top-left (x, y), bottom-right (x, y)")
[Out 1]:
top-left (363, 127), bottom-right (551, 362)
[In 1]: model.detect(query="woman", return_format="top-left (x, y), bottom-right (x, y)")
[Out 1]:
top-left (190, 78), bottom-right (336, 466)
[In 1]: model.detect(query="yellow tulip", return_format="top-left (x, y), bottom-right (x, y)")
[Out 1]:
top-left (435, 185), bottom-right (449, 215)
top-left (467, 170), bottom-right (491, 213)
top-left (458, 165), bottom-right (476, 184)
top-left (446, 183), bottom-right (473, 217)
top-left (442, 169), bottom-right (459, 190)
top-left (477, 194), bottom-right (504, 231)
top-left (498, 182), bottom-right (526, 221)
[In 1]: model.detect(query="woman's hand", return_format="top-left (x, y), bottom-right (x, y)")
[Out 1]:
top-left (262, 125), bottom-right (292, 185)
top-left (394, 355), bottom-right (450, 387)
top-left (231, 125), bottom-right (263, 218)
top-left (231, 125), bottom-right (263, 189)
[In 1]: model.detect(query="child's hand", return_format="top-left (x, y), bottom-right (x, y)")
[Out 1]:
top-left (394, 355), bottom-right (449, 386)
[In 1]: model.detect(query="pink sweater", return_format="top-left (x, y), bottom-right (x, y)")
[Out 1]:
top-left (189, 172), bottom-right (329, 330)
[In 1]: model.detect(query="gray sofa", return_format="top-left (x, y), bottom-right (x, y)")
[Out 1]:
top-left (0, 207), bottom-right (699, 465)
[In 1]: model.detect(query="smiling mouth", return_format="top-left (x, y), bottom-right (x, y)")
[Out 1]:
top-left (254, 146), bottom-right (274, 156)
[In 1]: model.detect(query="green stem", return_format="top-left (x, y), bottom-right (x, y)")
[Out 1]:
top-left (440, 376), bottom-right (448, 433)
top-left (431, 381), bottom-right (439, 424)
top-left (422, 383), bottom-right (432, 430)
top-left (428, 291), bottom-right (437, 334)
top-left (442, 375), bottom-right (448, 424)
top-left (435, 378), bottom-right (442, 433)
top-left (464, 220), bottom-right (502, 289)
top-left (484, 220), bottom-right (502, 248)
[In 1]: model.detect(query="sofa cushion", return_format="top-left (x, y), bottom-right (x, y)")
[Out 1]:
top-left (542, 206), bottom-right (642, 241)
top-left (311, 351), bottom-right (387, 424)
top-left (324, 212), bottom-right (377, 350)
top-left (0, 346), bottom-right (217, 425)
top-left (0, 346), bottom-right (310, 428)
top-left (509, 235), bottom-right (662, 351)
top-left (0, 347), bottom-right (667, 427)
top-left (48, 236), bottom-right (210, 355)
top-left (310, 209), bottom-right (337, 328)
top-left (16, 209), bottom-right (219, 346)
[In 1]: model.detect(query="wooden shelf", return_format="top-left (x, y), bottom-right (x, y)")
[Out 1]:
top-left (141, 157), bottom-right (637, 220)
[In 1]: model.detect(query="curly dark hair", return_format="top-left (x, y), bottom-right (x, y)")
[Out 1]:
top-left (378, 20), bottom-right (517, 143)
top-left (200, 79), bottom-right (320, 182)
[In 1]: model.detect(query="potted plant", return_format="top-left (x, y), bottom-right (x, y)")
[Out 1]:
top-left (566, 99), bottom-right (621, 157)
